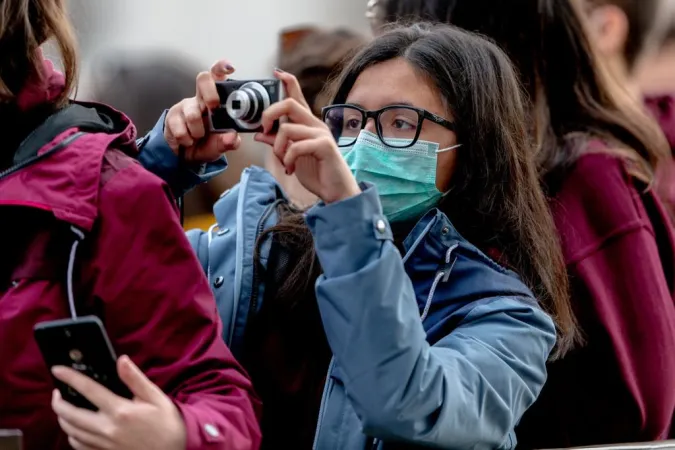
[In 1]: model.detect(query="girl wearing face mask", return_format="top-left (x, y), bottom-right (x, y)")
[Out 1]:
top-left (137, 24), bottom-right (576, 449)
top-left (374, 0), bottom-right (675, 446)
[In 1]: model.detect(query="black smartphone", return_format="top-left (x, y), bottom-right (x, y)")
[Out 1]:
top-left (34, 316), bottom-right (132, 410)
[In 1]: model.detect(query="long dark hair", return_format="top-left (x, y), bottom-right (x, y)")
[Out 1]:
top-left (378, 0), bottom-right (670, 189)
top-left (259, 23), bottom-right (578, 356)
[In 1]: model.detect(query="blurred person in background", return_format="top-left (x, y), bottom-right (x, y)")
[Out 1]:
top-left (642, 26), bottom-right (675, 151)
top-left (138, 23), bottom-right (575, 448)
top-left (583, 0), bottom-right (675, 200)
top-left (277, 26), bottom-right (366, 117)
top-left (372, 0), bottom-right (675, 447)
top-left (88, 52), bottom-right (262, 230)
top-left (0, 1), bottom-right (261, 449)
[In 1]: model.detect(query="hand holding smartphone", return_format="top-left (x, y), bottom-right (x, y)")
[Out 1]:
top-left (34, 316), bottom-right (132, 410)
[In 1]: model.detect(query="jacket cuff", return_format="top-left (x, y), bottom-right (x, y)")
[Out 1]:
top-left (176, 401), bottom-right (239, 450)
top-left (305, 183), bottom-right (393, 278)
top-left (137, 110), bottom-right (228, 198)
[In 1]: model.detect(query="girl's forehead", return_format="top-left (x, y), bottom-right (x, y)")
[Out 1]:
top-left (345, 59), bottom-right (448, 118)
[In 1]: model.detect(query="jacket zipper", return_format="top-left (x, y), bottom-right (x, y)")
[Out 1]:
top-left (246, 199), bottom-right (283, 327)
top-left (371, 244), bottom-right (459, 449)
top-left (0, 132), bottom-right (85, 182)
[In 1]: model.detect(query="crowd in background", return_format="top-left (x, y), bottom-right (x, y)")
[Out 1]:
top-left (2, 0), bottom-right (675, 449)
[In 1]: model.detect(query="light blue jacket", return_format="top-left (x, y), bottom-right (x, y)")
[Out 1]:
top-left (138, 114), bottom-right (557, 449)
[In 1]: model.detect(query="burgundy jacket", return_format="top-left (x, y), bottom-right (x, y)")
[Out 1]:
top-left (0, 59), bottom-right (261, 450)
top-left (516, 149), bottom-right (675, 447)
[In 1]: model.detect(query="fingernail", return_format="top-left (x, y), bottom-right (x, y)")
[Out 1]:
top-left (225, 64), bottom-right (235, 72)
top-left (274, 67), bottom-right (285, 73)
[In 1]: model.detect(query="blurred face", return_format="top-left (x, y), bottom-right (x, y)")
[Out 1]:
top-left (584, 2), bottom-right (631, 67)
top-left (342, 58), bottom-right (458, 192)
top-left (366, 0), bottom-right (387, 35)
top-left (634, 39), bottom-right (675, 94)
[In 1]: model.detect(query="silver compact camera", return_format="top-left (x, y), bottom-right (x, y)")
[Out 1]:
top-left (209, 79), bottom-right (285, 133)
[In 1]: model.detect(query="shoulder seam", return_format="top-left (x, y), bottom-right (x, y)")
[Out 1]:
top-left (566, 220), bottom-right (653, 265)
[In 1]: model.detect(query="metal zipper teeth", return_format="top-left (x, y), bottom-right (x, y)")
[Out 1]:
top-left (0, 132), bottom-right (85, 182)
top-left (246, 199), bottom-right (283, 328)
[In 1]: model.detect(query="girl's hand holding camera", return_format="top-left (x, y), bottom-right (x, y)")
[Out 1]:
top-left (253, 70), bottom-right (361, 204)
top-left (163, 59), bottom-right (360, 205)
top-left (164, 60), bottom-right (241, 161)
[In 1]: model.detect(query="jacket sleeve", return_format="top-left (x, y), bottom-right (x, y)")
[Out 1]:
top-left (565, 226), bottom-right (675, 441)
top-left (89, 161), bottom-right (261, 450)
top-left (136, 110), bottom-right (228, 198)
top-left (305, 186), bottom-right (556, 449)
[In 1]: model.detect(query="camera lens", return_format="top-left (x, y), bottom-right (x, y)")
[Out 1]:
top-left (69, 349), bottom-right (83, 362)
top-left (225, 82), bottom-right (271, 130)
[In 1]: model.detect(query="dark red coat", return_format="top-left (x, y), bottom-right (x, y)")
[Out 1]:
top-left (0, 58), bottom-right (261, 450)
top-left (516, 149), bottom-right (675, 447)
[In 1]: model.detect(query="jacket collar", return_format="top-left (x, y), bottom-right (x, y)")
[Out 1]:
top-left (234, 167), bottom-right (533, 302)
top-left (403, 209), bottom-right (533, 305)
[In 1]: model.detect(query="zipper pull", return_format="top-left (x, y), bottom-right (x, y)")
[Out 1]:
top-left (441, 244), bottom-right (459, 282)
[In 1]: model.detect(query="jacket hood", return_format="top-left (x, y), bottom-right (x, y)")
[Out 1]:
top-left (0, 54), bottom-right (137, 231)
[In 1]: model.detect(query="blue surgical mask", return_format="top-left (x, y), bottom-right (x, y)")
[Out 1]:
top-left (339, 130), bottom-right (461, 223)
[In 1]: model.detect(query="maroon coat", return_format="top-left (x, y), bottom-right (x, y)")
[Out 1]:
top-left (0, 59), bottom-right (261, 450)
top-left (516, 148), bottom-right (675, 447)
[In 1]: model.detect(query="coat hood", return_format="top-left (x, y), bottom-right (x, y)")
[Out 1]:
top-left (0, 57), bottom-right (137, 231)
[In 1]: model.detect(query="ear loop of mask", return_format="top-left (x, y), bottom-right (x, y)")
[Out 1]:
top-left (436, 143), bottom-right (462, 154)
top-left (435, 144), bottom-right (462, 198)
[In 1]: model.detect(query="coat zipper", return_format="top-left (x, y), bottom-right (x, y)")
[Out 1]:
top-left (0, 132), bottom-right (85, 182)
top-left (246, 199), bottom-right (283, 327)
top-left (371, 243), bottom-right (458, 449)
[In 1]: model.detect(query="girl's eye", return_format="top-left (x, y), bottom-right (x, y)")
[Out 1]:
top-left (345, 118), bottom-right (362, 130)
top-left (392, 118), bottom-right (416, 130)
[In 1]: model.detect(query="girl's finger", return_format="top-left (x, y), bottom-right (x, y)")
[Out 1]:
top-left (183, 100), bottom-right (206, 140)
top-left (51, 390), bottom-right (110, 438)
top-left (221, 133), bottom-right (241, 152)
top-left (273, 123), bottom-right (322, 163)
top-left (211, 60), bottom-right (235, 81)
top-left (254, 132), bottom-right (276, 146)
top-left (196, 60), bottom-right (234, 111)
top-left (58, 418), bottom-right (113, 450)
top-left (196, 71), bottom-right (222, 111)
top-left (166, 110), bottom-right (193, 149)
top-left (283, 138), bottom-right (324, 174)
top-left (261, 98), bottom-right (319, 133)
top-left (274, 69), bottom-right (310, 109)
top-left (68, 436), bottom-right (98, 450)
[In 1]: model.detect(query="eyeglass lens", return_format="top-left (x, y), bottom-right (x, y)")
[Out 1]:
top-left (324, 106), bottom-right (421, 148)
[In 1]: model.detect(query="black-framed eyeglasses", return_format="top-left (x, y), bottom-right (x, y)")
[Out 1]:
top-left (321, 104), bottom-right (455, 148)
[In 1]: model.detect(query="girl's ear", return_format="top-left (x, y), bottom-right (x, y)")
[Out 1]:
top-left (586, 4), bottom-right (630, 58)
